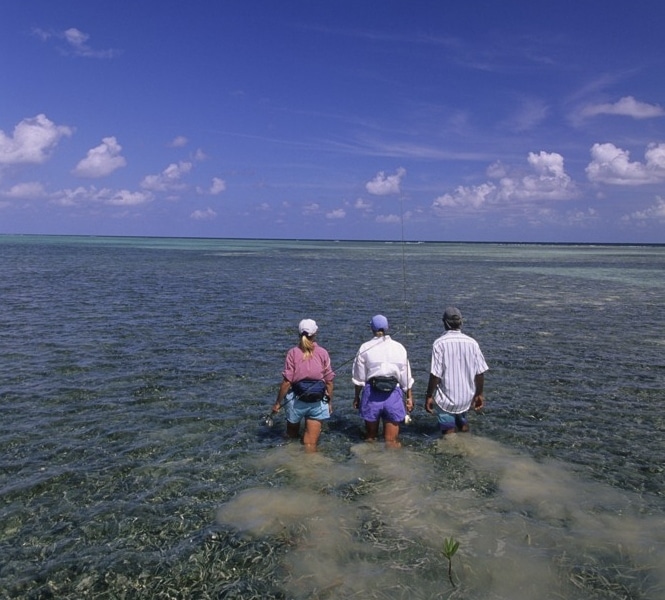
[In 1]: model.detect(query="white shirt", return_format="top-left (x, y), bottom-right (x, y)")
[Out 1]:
top-left (430, 330), bottom-right (488, 413)
top-left (352, 335), bottom-right (414, 390)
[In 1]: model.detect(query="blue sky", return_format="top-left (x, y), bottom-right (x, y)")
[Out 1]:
top-left (1, 0), bottom-right (664, 243)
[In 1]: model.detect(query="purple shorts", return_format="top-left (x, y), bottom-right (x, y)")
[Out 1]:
top-left (359, 384), bottom-right (406, 423)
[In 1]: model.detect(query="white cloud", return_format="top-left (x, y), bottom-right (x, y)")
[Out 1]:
top-left (140, 161), bottom-right (192, 191)
top-left (52, 186), bottom-right (153, 207)
top-left (169, 136), bottom-right (188, 148)
top-left (33, 27), bottom-right (119, 59)
top-left (354, 198), bottom-right (372, 210)
top-left (303, 203), bottom-right (320, 214)
top-left (209, 177), bottom-right (226, 194)
top-left (433, 182), bottom-right (496, 211)
top-left (105, 189), bottom-right (153, 206)
top-left (622, 196), bottom-right (665, 222)
top-left (52, 186), bottom-right (90, 206)
top-left (326, 208), bottom-right (346, 219)
top-left (580, 96), bottom-right (665, 120)
top-left (72, 136), bottom-right (126, 178)
top-left (433, 151), bottom-right (577, 215)
top-left (196, 177), bottom-right (226, 195)
top-left (365, 167), bottom-right (406, 196)
top-left (0, 114), bottom-right (73, 165)
top-left (191, 208), bottom-right (217, 220)
top-left (1, 182), bottom-right (46, 198)
top-left (586, 142), bottom-right (665, 185)
top-left (375, 214), bottom-right (401, 224)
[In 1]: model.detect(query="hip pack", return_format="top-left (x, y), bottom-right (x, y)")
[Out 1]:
top-left (292, 379), bottom-right (327, 402)
top-left (369, 376), bottom-right (399, 393)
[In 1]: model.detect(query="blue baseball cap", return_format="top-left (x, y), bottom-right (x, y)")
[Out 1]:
top-left (370, 314), bottom-right (389, 332)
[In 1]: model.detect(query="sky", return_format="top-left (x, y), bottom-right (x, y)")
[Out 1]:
top-left (1, 0), bottom-right (664, 243)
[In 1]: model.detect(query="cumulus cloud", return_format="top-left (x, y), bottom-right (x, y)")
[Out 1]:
top-left (433, 151), bottom-right (577, 214)
top-left (196, 177), bottom-right (226, 195)
top-left (140, 161), bottom-right (192, 191)
top-left (105, 189), bottom-right (153, 206)
top-left (169, 136), bottom-right (188, 148)
top-left (53, 186), bottom-right (153, 207)
top-left (433, 182), bottom-right (496, 211)
top-left (1, 182), bottom-right (46, 199)
top-left (209, 177), bottom-right (226, 194)
top-left (365, 167), bottom-right (406, 196)
top-left (72, 136), bottom-right (126, 178)
top-left (303, 203), bottom-right (321, 215)
top-left (190, 208), bottom-right (217, 220)
top-left (375, 214), bottom-right (401, 224)
top-left (33, 27), bottom-right (119, 58)
top-left (586, 142), bottom-right (665, 185)
top-left (622, 196), bottom-right (665, 223)
top-left (354, 198), bottom-right (372, 210)
top-left (0, 114), bottom-right (73, 165)
top-left (580, 96), bottom-right (665, 120)
top-left (326, 208), bottom-right (346, 219)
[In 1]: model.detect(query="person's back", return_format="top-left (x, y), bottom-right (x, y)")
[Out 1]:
top-left (352, 315), bottom-right (414, 446)
top-left (425, 307), bottom-right (488, 434)
top-left (431, 328), bottom-right (485, 412)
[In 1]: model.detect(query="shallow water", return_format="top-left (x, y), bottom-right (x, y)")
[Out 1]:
top-left (0, 236), bottom-right (663, 599)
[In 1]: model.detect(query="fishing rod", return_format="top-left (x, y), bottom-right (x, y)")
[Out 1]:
top-left (262, 352), bottom-right (357, 427)
top-left (263, 338), bottom-right (418, 427)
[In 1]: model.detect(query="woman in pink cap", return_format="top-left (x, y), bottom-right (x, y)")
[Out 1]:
top-left (271, 319), bottom-right (335, 452)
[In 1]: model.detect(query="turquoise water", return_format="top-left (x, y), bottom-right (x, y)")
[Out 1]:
top-left (1, 236), bottom-right (663, 599)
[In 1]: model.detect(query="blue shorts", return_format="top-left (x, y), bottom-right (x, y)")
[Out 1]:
top-left (433, 403), bottom-right (468, 432)
top-left (359, 384), bottom-right (406, 423)
top-left (285, 391), bottom-right (330, 423)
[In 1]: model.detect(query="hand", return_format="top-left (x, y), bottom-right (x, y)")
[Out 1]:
top-left (353, 398), bottom-right (360, 410)
top-left (472, 394), bottom-right (484, 412)
top-left (272, 402), bottom-right (281, 413)
top-left (425, 396), bottom-right (435, 414)
top-left (405, 397), bottom-right (414, 413)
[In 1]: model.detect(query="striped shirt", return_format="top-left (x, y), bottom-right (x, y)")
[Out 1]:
top-left (430, 330), bottom-right (488, 413)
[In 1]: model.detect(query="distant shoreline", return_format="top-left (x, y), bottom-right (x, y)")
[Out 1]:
top-left (1, 233), bottom-right (662, 249)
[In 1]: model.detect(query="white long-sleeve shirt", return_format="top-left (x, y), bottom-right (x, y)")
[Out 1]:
top-left (352, 335), bottom-right (414, 390)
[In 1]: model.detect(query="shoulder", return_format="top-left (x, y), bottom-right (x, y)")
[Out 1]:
top-left (357, 339), bottom-right (377, 353)
top-left (313, 344), bottom-right (330, 357)
top-left (286, 346), bottom-right (303, 358)
top-left (387, 337), bottom-right (407, 351)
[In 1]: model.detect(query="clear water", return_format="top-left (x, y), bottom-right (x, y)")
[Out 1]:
top-left (1, 236), bottom-right (663, 599)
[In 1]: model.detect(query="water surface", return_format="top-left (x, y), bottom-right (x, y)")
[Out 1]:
top-left (1, 236), bottom-right (663, 598)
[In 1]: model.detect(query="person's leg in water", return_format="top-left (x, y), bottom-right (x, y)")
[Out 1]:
top-left (363, 419), bottom-right (380, 442)
top-left (383, 420), bottom-right (401, 448)
top-left (286, 420), bottom-right (301, 439)
top-left (302, 418), bottom-right (322, 452)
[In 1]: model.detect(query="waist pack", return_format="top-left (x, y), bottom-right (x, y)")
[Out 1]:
top-left (292, 379), bottom-right (327, 402)
top-left (369, 376), bottom-right (399, 393)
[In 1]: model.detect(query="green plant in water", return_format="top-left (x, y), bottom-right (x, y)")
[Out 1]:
top-left (442, 536), bottom-right (460, 587)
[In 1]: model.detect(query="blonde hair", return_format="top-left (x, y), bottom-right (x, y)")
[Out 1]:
top-left (299, 333), bottom-right (315, 358)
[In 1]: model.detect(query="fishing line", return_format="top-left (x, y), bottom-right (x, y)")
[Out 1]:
top-left (263, 337), bottom-right (424, 427)
top-left (399, 193), bottom-right (409, 337)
